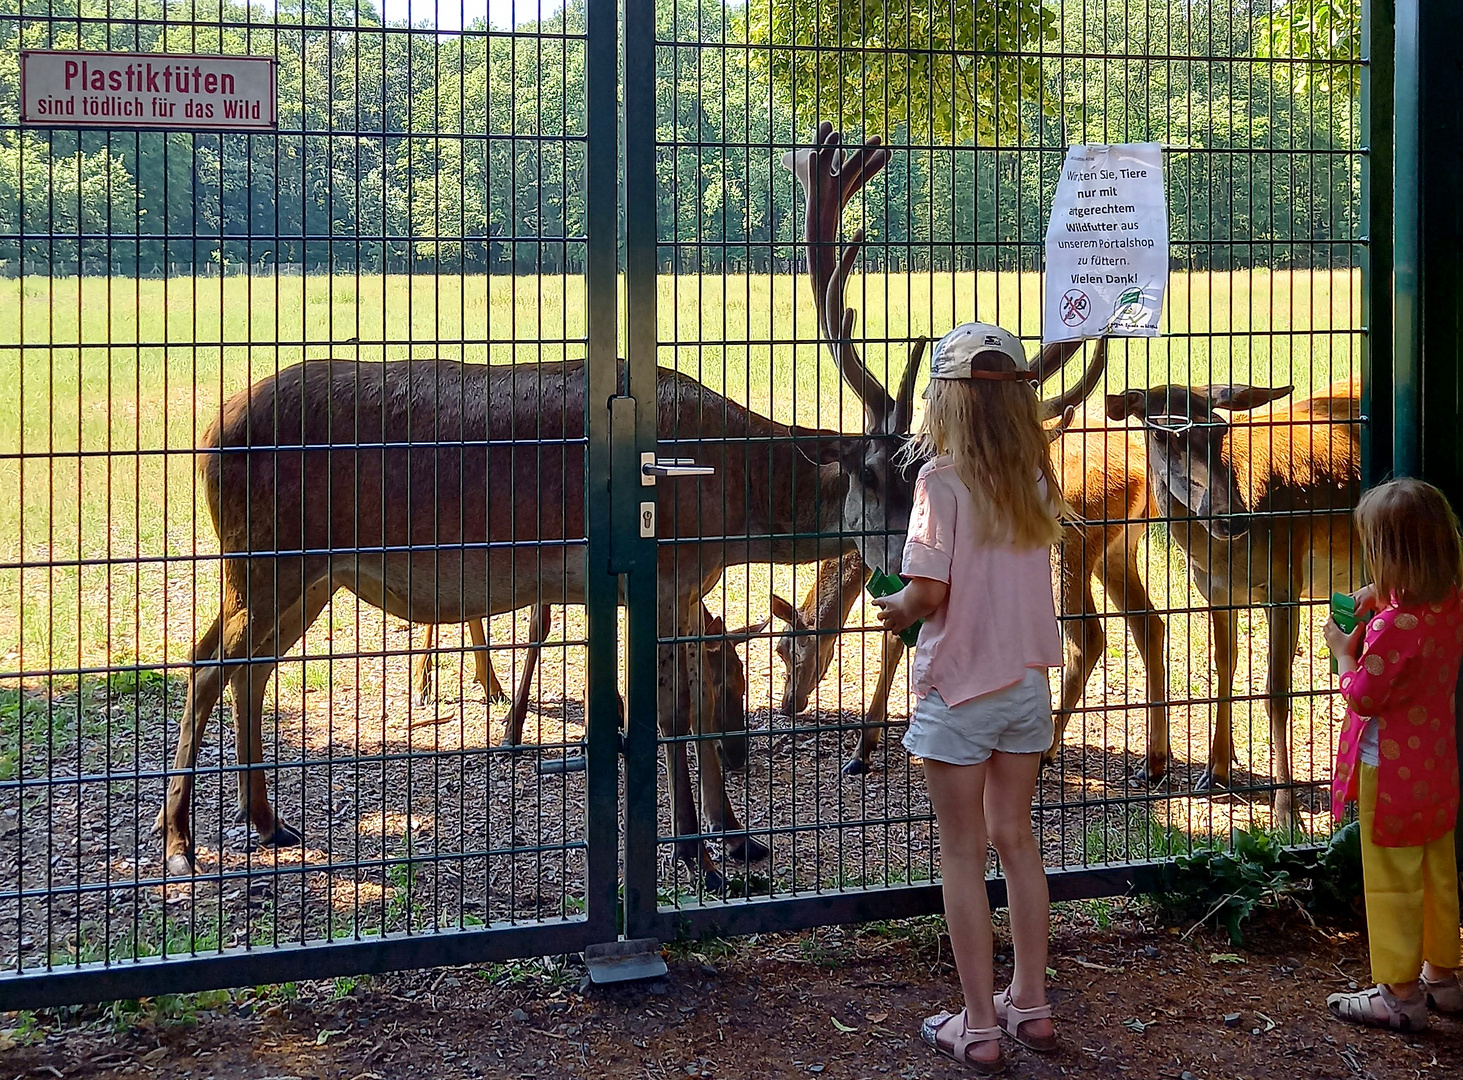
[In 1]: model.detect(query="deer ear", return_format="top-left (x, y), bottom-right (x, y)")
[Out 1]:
top-left (1206, 384), bottom-right (1293, 412)
top-left (704, 615), bottom-right (725, 637)
top-left (1106, 390), bottom-right (1146, 421)
top-left (769, 594), bottom-right (807, 630)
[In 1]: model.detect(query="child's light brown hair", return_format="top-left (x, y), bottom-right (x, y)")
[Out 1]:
top-left (900, 349), bottom-right (1066, 548)
top-left (1355, 477), bottom-right (1463, 605)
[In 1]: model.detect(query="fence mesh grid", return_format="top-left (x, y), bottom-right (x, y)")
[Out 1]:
top-left (1, 0), bottom-right (597, 986)
top-left (649, 0), bottom-right (1363, 904)
top-left (0, 0), bottom-right (1365, 996)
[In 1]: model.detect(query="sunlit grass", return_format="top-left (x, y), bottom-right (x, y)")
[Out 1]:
top-left (0, 268), bottom-right (1360, 670)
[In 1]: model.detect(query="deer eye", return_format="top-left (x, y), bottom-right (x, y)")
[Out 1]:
top-left (861, 465), bottom-right (880, 490)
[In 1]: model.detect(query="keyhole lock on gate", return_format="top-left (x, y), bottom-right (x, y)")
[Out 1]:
top-left (637, 452), bottom-right (715, 538)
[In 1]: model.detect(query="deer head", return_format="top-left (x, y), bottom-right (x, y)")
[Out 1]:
top-left (783, 123), bottom-right (1109, 574)
top-left (1106, 383), bottom-right (1294, 539)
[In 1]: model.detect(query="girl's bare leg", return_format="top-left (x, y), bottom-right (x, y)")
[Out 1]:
top-left (923, 758), bottom-right (1000, 1065)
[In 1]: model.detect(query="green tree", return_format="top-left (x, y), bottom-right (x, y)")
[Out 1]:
top-left (746, 0), bottom-right (1058, 144)
top-left (1254, 0), bottom-right (1362, 99)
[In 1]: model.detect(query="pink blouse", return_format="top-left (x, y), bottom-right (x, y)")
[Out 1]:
top-left (901, 459), bottom-right (1062, 707)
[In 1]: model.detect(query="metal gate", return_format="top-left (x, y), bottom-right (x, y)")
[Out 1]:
top-left (1, 0), bottom-right (1375, 1007)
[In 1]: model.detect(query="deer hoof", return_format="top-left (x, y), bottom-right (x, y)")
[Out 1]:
top-left (487, 690), bottom-right (509, 706)
top-left (702, 867), bottom-right (727, 895)
top-left (254, 820), bottom-right (303, 849)
top-left (726, 833), bottom-right (770, 864)
top-left (841, 757), bottom-right (870, 777)
top-left (1193, 769), bottom-right (1229, 795)
top-left (1126, 765), bottom-right (1167, 790)
top-left (164, 851), bottom-right (196, 877)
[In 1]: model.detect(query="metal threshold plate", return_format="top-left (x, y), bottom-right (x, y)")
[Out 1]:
top-left (582, 938), bottom-right (668, 985)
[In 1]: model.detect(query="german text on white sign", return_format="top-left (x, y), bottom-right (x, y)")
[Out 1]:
top-left (1043, 143), bottom-right (1168, 343)
top-left (20, 50), bottom-right (277, 131)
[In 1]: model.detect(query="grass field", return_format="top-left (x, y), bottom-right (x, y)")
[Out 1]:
top-left (0, 269), bottom-right (1363, 958)
top-left (0, 267), bottom-right (1360, 670)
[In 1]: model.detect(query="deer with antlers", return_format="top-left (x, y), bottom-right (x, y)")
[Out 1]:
top-left (768, 399), bottom-right (1166, 782)
top-left (1106, 375), bottom-right (1362, 820)
top-left (159, 124), bottom-right (958, 889)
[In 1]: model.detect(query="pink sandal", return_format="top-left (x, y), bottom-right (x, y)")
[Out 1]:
top-left (1422, 974), bottom-right (1463, 1014)
top-left (993, 988), bottom-right (1057, 1052)
top-left (1327, 984), bottom-right (1430, 1031)
top-left (920, 1009), bottom-right (1004, 1075)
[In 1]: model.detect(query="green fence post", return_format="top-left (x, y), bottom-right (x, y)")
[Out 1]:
top-left (1362, 0), bottom-right (1394, 489)
top-left (1395, 0), bottom-right (1463, 864)
top-left (584, 0), bottom-right (623, 948)
top-left (620, 0), bottom-right (663, 942)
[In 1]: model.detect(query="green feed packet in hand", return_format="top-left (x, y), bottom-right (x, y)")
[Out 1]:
top-left (1329, 591), bottom-right (1357, 674)
top-left (866, 568), bottom-right (923, 648)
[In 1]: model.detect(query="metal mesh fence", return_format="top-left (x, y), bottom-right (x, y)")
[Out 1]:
top-left (0, 0), bottom-right (613, 1003)
top-left (0, 0), bottom-right (1368, 1001)
top-left (647, 0), bottom-right (1365, 908)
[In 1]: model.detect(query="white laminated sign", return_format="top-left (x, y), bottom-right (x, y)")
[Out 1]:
top-left (1043, 143), bottom-right (1168, 343)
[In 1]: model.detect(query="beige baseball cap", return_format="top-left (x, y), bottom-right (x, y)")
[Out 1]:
top-left (926, 322), bottom-right (1035, 392)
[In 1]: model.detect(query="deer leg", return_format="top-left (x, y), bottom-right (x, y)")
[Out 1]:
top-left (230, 577), bottom-right (333, 848)
top-left (844, 632), bottom-right (904, 776)
top-left (1198, 607), bottom-right (1240, 793)
top-left (686, 630), bottom-right (766, 865)
top-left (1045, 537), bottom-right (1105, 774)
top-left (467, 618), bottom-right (508, 703)
top-left (658, 621), bottom-right (722, 891)
top-left (1098, 543), bottom-right (1169, 786)
top-left (1265, 603), bottom-right (1300, 826)
top-left (412, 623), bottom-right (438, 705)
top-left (504, 604), bottom-right (551, 747)
top-left (162, 567), bottom-right (284, 875)
top-left (156, 612), bottom-right (226, 870)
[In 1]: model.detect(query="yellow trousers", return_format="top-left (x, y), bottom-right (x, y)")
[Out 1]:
top-left (1358, 764), bottom-right (1461, 984)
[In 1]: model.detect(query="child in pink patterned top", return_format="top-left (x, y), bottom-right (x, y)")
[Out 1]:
top-left (873, 322), bottom-right (1064, 1074)
top-left (1324, 477), bottom-right (1463, 1031)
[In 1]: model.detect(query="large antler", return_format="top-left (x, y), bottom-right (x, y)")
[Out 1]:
top-left (1030, 336), bottom-right (1109, 419)
top-left (784, 122), bottom-right (919, 435)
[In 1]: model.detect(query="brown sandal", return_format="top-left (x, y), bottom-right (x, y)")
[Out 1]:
top-left (921, 1009), bottom-right (1004, 1075)
top-left (1327, 984), bottom-right (1430, 1031)
top-left (993, 988), bottom-right (1057, 1052)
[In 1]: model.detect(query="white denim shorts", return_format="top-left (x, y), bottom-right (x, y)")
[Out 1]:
top-left (902, 668), bottom-right (1054, 767)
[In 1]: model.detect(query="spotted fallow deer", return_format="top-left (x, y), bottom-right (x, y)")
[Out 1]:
top-left (159, 123), bottom-right (972, 889)
top-left (769, 402), bottom-right (1168, 782)
top-left (1106, 375), bottom-right (1362, 820)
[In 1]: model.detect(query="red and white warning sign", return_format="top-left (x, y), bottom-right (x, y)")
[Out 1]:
top-left (1043, 143), bottom-right (1168, 343)
top-left (20, 50), bottom-right (276, 131)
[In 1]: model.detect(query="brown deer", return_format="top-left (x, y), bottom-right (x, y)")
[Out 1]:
top-left (160, 124), bottom-right (1009, 889)
top-left (1106, 375), bottom-right (1362, 820)
top-left (413, 618), bottom-right (506, 704)
top-left (769, 388), bottom-right (1167, 782)
top-left (411, 608), bottom-right (551, 750)
top-left (413, 604), bottom-right (754, 770)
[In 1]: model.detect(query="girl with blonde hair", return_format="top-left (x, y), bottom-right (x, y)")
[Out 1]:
top-left (1325, 476), bottom-right (1463, 1031)
top-left (873, 322), bottom-right (1065, 1073)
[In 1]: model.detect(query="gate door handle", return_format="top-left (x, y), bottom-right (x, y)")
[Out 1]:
top-left (640, 453), bottom-right (715, 485)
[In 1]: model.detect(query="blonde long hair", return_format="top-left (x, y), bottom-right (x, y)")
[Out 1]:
top-left (1355, 477), bottom-right (1463, 606)
top-left (899, 349), bottom-right (1067, 548)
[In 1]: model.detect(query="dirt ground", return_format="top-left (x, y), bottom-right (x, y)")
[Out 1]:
top-left (4, 901), bottom-right (1460, 1080)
